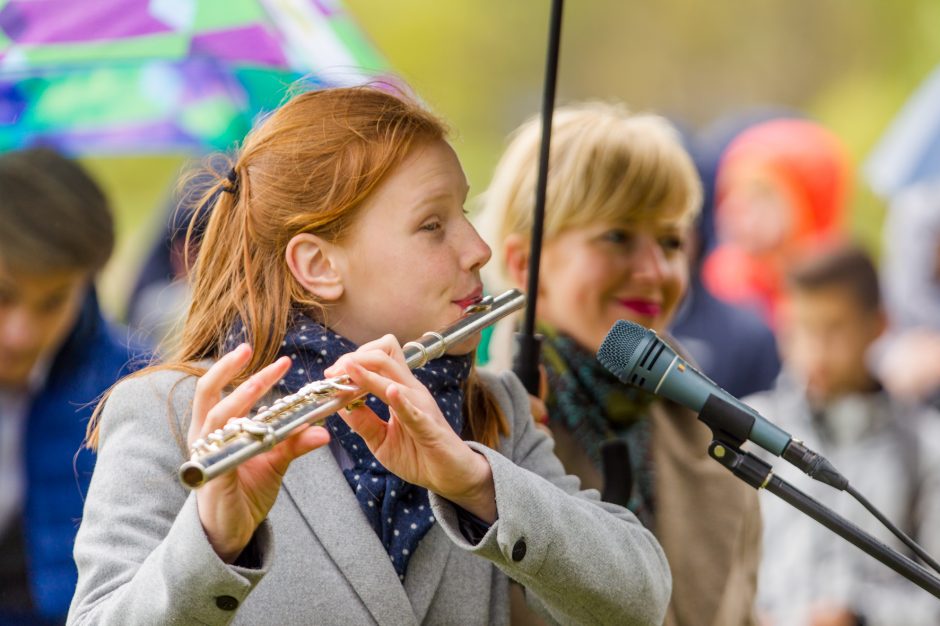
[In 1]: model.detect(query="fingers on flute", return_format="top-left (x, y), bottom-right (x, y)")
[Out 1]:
top-left (340, 403), bottom-right (388, 450)
top-left (325, 348), bottom-right (411, 386)
top-left (353, 334), bottom-right (407, 364)
top-left (191, 344), bottom-right (252, 437)
top-left (322, 358), bottom-right (390, 449)
top-left (339, 358), bottom-right (434, 432)
top-left (201, 355), bottom-right (292, 436)
top-left (264, 424), bottom-right (331, 474)
top-left (338, 357), bottom-right (404, 402)
top-left (386, 384), bottom-right (438, 439)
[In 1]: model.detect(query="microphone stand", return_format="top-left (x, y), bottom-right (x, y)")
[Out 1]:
top-left (699, 395), bottom-right (940, 598)
top-left (513, 0), bottom-right (564, 395)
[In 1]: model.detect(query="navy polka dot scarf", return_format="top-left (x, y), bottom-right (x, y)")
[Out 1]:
top-left (274, 314), bottom-right (472, 580)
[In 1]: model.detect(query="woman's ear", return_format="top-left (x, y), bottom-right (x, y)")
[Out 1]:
top-left (286, 233), bottom-right (344, 302)
top-left (503, 233), bottom-right (530, 289)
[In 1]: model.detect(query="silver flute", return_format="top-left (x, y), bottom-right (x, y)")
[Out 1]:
top-left (179, 289), bottom-right (525, 488)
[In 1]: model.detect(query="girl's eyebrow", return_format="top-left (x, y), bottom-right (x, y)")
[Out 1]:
top-left (411, 185), bottom-right (469, 213)
top-left (411, 192), bottom-right (452, 212)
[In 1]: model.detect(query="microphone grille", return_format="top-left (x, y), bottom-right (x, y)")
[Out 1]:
top-left (597, 320), bottom-right (651, 380)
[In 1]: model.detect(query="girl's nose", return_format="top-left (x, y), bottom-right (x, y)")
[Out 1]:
top-left (463, 222), bottom-right (493, 273)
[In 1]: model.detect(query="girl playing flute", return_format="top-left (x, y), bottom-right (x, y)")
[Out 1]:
top-left (68, 87), bottom-right (670, 625)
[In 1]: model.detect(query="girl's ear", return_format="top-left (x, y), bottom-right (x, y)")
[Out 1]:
top-left (503, 233), bottom-right (530, 289)
top-left (286, 233), bottom-right (345, 301)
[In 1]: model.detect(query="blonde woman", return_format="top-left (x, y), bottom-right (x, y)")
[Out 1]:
top-left (478, 102), bottom-right (762, 626)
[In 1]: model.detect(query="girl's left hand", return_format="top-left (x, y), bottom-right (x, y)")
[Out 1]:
top-left (325, 335), bottom-right (496, 522)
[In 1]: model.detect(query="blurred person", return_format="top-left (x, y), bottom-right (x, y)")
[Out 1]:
top-left (670, 113), bottom-right (786, 399)
top-left (478, 102), bottom-right (762, 626)
top-left (745, 244), bottom-right (940, 626)
top-left (68, 87), bottom-right (671, 625)
top-left (0, 148), bottom-right (146, 623)
top-left (702, 118), bottom-right (851, 328)
top-left (873, 180), bottom-right (940, 405)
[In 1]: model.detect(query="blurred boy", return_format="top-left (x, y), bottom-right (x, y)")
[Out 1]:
top-left (0, 148), bottom-right (146, 623)
top-left (745, 244), bottom-right (940, 626)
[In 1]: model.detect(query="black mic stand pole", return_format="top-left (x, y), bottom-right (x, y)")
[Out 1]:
top-left (513, 0), bottom-right (563, 395)
top-left (699, 396), bottom-right (940, 598)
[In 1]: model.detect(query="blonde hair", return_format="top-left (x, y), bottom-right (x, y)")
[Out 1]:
top-left (88, 86), bottom-right (507, 449)
top-left (477, 102), bottom-right (702, 290)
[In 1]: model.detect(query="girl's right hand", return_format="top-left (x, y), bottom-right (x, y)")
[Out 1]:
top-left (188, 344), bottom-right (331, 563)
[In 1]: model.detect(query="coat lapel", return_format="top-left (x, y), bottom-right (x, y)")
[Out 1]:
top-left (282, 445), bottom-right (418, 626)
top-left (402, 522), bottom-right (453, 621)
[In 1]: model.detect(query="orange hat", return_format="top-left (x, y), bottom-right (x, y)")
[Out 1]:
top-left (715, 118), bottom-right (852, 246)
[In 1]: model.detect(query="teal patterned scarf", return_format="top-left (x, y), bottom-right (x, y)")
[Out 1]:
top-left (540, 325), bottom-right (656, 523)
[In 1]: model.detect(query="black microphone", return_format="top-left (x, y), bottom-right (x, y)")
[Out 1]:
top-left (600, 440), bottom-right (632, 508)
top-left (597, 320), bottom-right (847, 490)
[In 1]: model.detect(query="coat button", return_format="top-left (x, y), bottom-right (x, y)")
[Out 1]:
top-left (511, 538), bottom-right (527, 562)
top-left (216, 595), bottom-right (239, 611)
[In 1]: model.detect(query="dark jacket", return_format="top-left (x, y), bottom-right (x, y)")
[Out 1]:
top-left (671, 274), bottom-right (780, 399)
top-left (17, 289), bottom-right (147, 621)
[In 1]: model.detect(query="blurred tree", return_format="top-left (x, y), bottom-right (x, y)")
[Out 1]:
top-left (345, 0), bottom-right (940, 251)
top-left (87, 0), bottom-right (940, 314)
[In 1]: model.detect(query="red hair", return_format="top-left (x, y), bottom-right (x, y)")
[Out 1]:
top-left (88, 86), bottom-right (507, 449)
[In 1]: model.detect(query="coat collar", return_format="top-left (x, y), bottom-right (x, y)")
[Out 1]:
top-left (281, 444), bottom-right (453, 625)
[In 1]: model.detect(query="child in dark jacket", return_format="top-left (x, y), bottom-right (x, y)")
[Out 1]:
top-left (0, 148), bottom-right (146, 623)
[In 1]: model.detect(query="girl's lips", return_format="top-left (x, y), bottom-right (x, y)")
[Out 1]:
top-left (454, 288), bottom-right (484, 310)
top-left (617, 299), bottom-right (662, 317)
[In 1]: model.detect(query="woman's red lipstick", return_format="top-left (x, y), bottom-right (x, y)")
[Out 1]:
top-left (618, 299), bottom-right (661, 317)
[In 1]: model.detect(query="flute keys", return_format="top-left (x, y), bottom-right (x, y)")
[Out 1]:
top-left (344, 398), bottom-right (366, 410)
top-left (242, 420), bottom-right (275, 437)
top-left (190, 438), bottom-right (208, 455)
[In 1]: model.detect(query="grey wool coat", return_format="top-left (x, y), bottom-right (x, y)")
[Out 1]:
top-left (68, 368), bottom-right (671, 625)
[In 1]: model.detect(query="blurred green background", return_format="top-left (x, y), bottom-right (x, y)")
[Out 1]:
top-left (85, 0), bottom-right (940, 318)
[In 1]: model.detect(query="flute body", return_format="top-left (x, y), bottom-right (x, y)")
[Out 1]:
top-left (179, 289), bottom-right (525, 488)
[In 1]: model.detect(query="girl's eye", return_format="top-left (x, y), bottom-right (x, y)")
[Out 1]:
top-left (420, 221), bottom-right (442, 233)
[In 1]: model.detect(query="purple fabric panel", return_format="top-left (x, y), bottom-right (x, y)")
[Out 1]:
top-left (0, 0), bottom-right (172, 44)
top-left (175, 56), bottom-right (249, 108)
top-left (27, 122), bottom-right (199, 154)
top-left (189, 25), bottom-right (287, 67)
